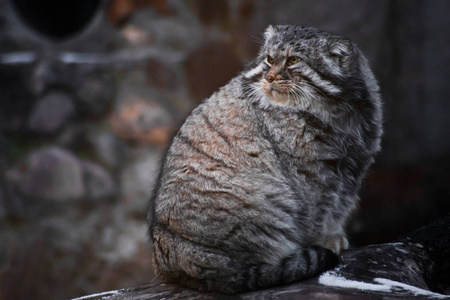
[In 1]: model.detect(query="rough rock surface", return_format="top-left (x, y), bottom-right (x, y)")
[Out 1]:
top-left (72, 217), bottom-right (450, 300)
top-left (6, 146), bottom-right (85, 201)
top-left (82, 160), bottom-right (116, 200)
top-left (6, 146), bottom-right (116, 201)
top-left (27, 91), bottom-right (76, 133)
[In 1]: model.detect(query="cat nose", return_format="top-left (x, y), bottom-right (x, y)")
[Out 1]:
top-left (266, 70), bottom-right (288, 83)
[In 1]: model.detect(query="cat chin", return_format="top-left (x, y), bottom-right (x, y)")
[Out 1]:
top-left (271, 90), bottom-right (297, 105)
top-left (257, 94), bottom-right (309, 112)
top-left (256, 94), bottom-right (334, 123)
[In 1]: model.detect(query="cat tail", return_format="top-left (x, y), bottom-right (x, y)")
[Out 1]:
top-left (224, 245), bottom-right (339, 293)
top-left (152, 225), bottom-right (338, 294)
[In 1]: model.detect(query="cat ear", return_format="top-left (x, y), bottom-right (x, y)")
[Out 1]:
top-left (329, 39), bottom-right (353, 66)
top-left (264, 25), bottom-right (276, 41)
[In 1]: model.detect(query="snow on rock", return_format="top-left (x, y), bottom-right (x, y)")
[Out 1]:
top-left (319, 269), bottom-right (450, 299)
top-left (318, 270), bottom-right (391, 292)
top-left (71, 289), bottom-right (120, 300)
top-left (374, 278), bottom-right (449, 299)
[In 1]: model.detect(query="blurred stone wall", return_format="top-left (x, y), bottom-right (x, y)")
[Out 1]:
top-left (0, 0), bottom-right (449, 299)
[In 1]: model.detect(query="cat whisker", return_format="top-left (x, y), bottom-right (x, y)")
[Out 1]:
top-left (289, 84), bottom-right (309, 108)
top-left (251, 34), bottom-right (266, 46)
top-left (242, 81), bottom-right (263, 102)
top-left (295, 82), bottom-right (333, 103)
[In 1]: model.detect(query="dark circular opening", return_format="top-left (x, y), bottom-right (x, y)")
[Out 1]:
top-left (10, 0), bottom-right (102, 41)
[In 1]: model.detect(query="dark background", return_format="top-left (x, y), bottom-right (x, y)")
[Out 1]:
top-left (0, 0), bottom-right (449, 299)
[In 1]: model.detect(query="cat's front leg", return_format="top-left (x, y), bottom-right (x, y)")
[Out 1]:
top-left (320, 233), bottom-right (349, 254)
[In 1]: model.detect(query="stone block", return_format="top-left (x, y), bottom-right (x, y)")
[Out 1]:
top-left (28, 91), bottom-right (75, 134)
top-left (120, 148), bottom-right (162, 212)
top-left (6, 146), bottom-right (117, 201)
top-left (87, 130), bottom-right (128, 169)
top-left (82, 160), bottom-right (116, 200)
top-left (110, 97), bottom-right (174, 145)
top-left (6, 146), bottom-right (84, 201)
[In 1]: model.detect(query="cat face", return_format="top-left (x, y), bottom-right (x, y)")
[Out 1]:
top-left (242, 25), bottom-right (359, 117)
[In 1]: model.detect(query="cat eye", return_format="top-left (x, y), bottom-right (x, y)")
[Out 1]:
top-left (266, 55), bottom-right (274, 65)
top-left (287, 57), bottom-right (299, 66)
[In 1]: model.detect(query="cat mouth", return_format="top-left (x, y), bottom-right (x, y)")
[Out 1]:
top-left (263, 81), bottom-right (291, 104)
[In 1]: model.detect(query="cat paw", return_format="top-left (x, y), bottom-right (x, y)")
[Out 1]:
top-left (322, 235), bottom-right (349, 254)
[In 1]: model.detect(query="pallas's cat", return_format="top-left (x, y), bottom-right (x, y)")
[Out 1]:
top-left (149, 25), bottom-right (382, 293)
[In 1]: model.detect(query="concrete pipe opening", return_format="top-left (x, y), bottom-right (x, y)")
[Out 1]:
top-left (9, 0), bottom-right (103, 42)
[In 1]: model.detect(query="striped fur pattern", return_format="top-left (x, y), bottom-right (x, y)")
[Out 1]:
top-left (149, 25), bottom-right (382, 293)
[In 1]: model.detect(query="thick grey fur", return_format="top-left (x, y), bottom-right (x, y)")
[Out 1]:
top-left (148, 25), bottom-right (383, 294)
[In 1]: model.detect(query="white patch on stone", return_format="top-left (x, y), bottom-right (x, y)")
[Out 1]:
top-left (319, 270), bottom-right (391, 292)
top-left (0, 52), bottom-right (36, 64)
top-left (319, 270), bottom-right (449, 299)
top-left (71, 289), bottom-right (120, 300)
top-left (374, 278), bottom-right (449, 299)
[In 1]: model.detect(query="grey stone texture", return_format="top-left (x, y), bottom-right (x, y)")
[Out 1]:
top-left (6, 146), bottom-right (116, 202)
top-left (120, 147), bottom-right (162, 213)
top-left (28, 91), bottom-right (76, 133)
top-left (82, 160), bottom-right (116, 200)
top-left (6, 146), bottom-right (85, 201)
top-left (87, 129), bottom-right (128, 169)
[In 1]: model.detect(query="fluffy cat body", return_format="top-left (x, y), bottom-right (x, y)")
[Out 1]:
top-left (149, 25), bottom-right (382, 293)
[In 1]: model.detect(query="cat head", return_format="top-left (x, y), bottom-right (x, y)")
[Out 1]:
top-left (241, 25), bottom-right (380, 123)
